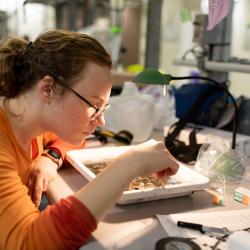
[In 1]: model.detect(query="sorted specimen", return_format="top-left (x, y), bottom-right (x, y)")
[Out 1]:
top-left (85, 162), bottom-right (174, 191)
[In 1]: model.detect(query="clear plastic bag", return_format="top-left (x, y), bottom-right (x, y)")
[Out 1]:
top-left (140, 85), bottom-right (177, 130)
top-left (194, 138), bottom-right (248, 195)
top-left (104, 82), bottom-right (155, 142)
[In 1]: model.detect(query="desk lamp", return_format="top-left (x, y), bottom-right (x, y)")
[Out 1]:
top-left (132, 68), bottom-right (238, 150)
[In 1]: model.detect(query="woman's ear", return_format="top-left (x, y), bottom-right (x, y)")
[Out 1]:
top-left (40, 75), bottom-right (55, 103)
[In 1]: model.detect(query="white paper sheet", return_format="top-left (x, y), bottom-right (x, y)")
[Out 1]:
top-left (157, 209), bottom-right (250, 249)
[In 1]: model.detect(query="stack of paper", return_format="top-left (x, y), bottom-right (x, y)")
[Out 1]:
top-left (157, 209), bottom-right (250, 249)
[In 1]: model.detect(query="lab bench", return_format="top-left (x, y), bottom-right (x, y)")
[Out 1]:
top-left (46, 130), bottom-right (250, 250)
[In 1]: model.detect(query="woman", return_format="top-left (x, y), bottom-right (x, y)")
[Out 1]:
top-left (0, 30), bottom-right (179, 249)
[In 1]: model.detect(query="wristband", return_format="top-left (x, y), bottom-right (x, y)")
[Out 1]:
top-left (42, 148), bottom-right (63, 169)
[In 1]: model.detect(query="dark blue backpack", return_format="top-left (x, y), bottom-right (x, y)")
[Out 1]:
top-left (174, 82), bottom-right (228, 127)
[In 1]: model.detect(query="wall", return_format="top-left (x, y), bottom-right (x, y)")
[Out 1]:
top-left (156, 0), bottom-right (250, 97)
top-left (230, 0), bottom-right (250, 97)
top-left (0, 0), bottom-right (55, 41)
top-left (160, 0), bottom-right (205, 87)
top-left (1, 0), bottom-right (250, 98)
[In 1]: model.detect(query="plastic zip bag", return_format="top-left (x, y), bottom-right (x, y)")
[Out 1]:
top-left (194, 138), bottom-right (248, 194)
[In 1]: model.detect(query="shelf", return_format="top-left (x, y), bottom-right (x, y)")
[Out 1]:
top-left (173, 59), bottom-right (250, 74)
top-left (112, 71), bottom-right (136, 87)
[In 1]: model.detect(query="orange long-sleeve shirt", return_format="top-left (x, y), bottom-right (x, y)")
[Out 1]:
top-left (0, 108), bottom-right (97, 250)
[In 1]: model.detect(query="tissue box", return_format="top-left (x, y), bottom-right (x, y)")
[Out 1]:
top-left (164, 125), bottom-right (250, 158)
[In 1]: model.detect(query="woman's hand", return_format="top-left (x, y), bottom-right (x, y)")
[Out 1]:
top-left (117, 139), bottom-right (179, 179)
top-left (27, 156), bottom-right (58, 207)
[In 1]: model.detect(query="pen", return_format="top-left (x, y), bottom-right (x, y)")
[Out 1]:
top-left (177, 221), bottom-right (231, 235)
top-left (177, 221), bottom-right (204, 233)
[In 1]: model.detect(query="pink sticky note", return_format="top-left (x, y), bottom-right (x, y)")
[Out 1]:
top-left (207, 0), bottom-right (230, 31)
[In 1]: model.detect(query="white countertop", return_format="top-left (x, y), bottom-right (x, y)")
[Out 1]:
top-left (47, 130), bottom-right (249, 249)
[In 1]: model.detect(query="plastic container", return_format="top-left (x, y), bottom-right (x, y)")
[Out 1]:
top-left (66, 144), bottom-right (209, 205)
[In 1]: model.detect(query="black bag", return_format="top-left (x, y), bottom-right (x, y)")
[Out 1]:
top-left (222, 95), bottom-right (250, 136)
top-left (165, 84), bottom-right (228, 164)
top-left (165, 124), bottom-right (203, 163)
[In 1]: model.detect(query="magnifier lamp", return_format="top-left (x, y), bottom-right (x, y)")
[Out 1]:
top-left (132, 68), bottom-right (238, 150)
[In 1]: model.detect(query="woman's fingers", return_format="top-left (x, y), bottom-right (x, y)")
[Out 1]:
top-left (43, 178), bottom-right (49, 192)
top-left (150, 148), bottom-right (179, 177)
top-left (166, 156), bottom-right (179, 173)
top-left (119, 140), bottom-right (179, 179)
top-left (27, 177), bottom-right (34, 198)
top-left (134, 139), bottom-right (163, 151)
top-left (153, 141), bottom-right (165, 151)
top-left (26, 156), bottom-right (58, 207)
top-left (32, 174), bottom-right (44, 207)
top-left (158, 159), bottom-right (179, 177)
top-left (155, 166), bottom-right (178, 178)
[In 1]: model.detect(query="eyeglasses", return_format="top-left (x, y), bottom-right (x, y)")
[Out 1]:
top-left (60, 84), bottom-right (110, 121)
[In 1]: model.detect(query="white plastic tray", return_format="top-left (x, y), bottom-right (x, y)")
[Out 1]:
top-left (66, 145), bottom-right (209, 205)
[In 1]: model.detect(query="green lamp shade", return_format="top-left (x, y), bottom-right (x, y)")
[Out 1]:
top-left (132, 68), bottom-right (172, 85)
